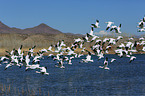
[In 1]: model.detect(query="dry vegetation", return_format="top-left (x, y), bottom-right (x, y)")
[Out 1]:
top-left (0, 32), bottom-right (144, 56)
top-left (0, 21), bottom-right (144, 55)
top-left (0, 83), bottom-right (50, 96)
top-left (0, 33), bottom-right (81, 55)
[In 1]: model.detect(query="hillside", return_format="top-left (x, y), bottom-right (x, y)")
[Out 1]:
top-left (0, 21), bottom-right (82, 54)
top-left (22, 23), bottom-right (62, 34)
top-left (0, 21), bottom-right (62, 34)
top-left (0, 21), bottom-right (144, 56)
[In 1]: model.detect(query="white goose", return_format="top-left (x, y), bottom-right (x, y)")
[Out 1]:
top-left (110, 58), bottom-right (116, 63)
top-left (26, 64), bottom-right (40, 71)
top-left (116, 36), bottom-right (123, 42)
top-left (99, 57), bottom-right (110, 70)
top-left (89, 27), bottom-right (94, 36)
top-left (129, 56), bottom-right (136, 63)
top-left (137, 28), bottom-right (145, 32)
top-left (48, 45), bottom-right (53, 52)
top-left (81, 51), bottom-right (93, 63)
top-left (55, 59), bottom-right (65, 69)
top-left (91, 19), bottom-right (100, 28)
top-left (36, 67), bottom-right (49, 75)
top-left (105, 21), bottom-right (114, 30)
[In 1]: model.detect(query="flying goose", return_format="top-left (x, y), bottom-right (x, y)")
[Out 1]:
top-left (36, 67), bottom-right (49, 75)
top-left (105, 21), bottom-right (114, 30)
top-left (91, 19), bottom-right (100, 28)
top-left (99, 57), bottom-right (110, 70)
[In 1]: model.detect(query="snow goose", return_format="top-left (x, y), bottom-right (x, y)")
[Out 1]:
top-left (99, 57), bottom-right (109, 70)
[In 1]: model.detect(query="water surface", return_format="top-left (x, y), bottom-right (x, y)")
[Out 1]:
top-left (0, 54), bottom-right (145, 96)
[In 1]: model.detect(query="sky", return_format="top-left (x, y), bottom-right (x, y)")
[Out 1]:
top-left (0, 0), bottom-right (145, 36)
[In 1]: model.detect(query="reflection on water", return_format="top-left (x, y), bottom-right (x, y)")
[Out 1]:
top-left (0, 54), bottom-right (145, 95)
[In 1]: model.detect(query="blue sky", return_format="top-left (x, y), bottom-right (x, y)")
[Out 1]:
top-left (0, 0), bottom-right (145, 36)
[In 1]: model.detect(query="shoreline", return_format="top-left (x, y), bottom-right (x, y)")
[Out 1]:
top-left (0, 48), bottom-right (144, 56)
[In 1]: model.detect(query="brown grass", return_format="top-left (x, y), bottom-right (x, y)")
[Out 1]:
top-left (0, 83), bottom-right (50, 96)
top-left (0, 33), bottom-right (144, 56)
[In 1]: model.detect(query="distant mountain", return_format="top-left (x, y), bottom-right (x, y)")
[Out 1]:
top-left (0, 21), bottom-right (22, 34)
top-left (0, 21), bottom-right (84, 53)
top-left (0, 21), bottom-right (62, 34)
top-left (22, 23), bottom-right (62, 34)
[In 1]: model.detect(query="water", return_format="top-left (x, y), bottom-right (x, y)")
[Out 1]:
top-left (0, 54), bottom-right (145, 96)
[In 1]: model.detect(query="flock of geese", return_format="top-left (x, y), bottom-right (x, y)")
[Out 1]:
top-left (0, 16), bottom-right (145, 75)
top-left (137, 16), bottom-right (145, 32)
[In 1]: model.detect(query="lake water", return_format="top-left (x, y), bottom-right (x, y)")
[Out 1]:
top-left (0, 54), bottom-right (145, 96)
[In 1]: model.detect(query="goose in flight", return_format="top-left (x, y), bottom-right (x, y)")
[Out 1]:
top-left (32, 52), bottom-right (44, 64)
top-left (53, 52), bottom-right (63, 61)
top-left (125, 41), bottom-right (134, 49)
top-left (137, 20), bottom-right (144, 29)
top-left (139, 37), bottom-right (144, 41)
top-left (99, 57), bottom-right (110, 70)
top-left (116, 36), bottom-right (123, 42)
top-left (17, 45), bottom-right (23, 56)
top-left (110, 58), bottom-right (116, 63)
top-left (137, 28), bottom-right (145, 32)
top-left (28, 45), bottom-right (36, 57)
top-left (129, 56), bottom-right (136, 63)
top-left (5, 48), bottom-right (15, 56)
top-left (0, 56), bottom-right (10, 63)
top-left (55, 59), bottom-right (65, 69)
top-left (91, 19), bottom-right (100, 28)
top-left (5, 55), bottom-right (21, 70)
top-left (115, 24), bottom-right (122, 33)
top-left (83, 34), bottom-right (90, 42)
top-left (36, 67), bottom-right (49, 75)
top-left (90, 35), bottom-right (99, 42)
top-left (105, 21), bottom-right (114, 30)
top-left (81, 51), bottom-right (93, 63)
top-left (65, 56), bottom-right (74, 65)
top-left (110, 24), bottom-right (122, 33)
top-left (95, 39), bottom-right (102, 45)
top-left (39, 48), bottom-right (48, 53)
top-left (5, 63), bottom-right (14, 70)
top-left (48, 45), bottom-right (53, 52)
top-left (89, 27), bottom-right (94, 37)
top-left (115, 49), bottom-right (124, 58)
top-left (23, 52), bottom-right (31, 66)
top-left (25, 64), bottom-right (40, 71)
top-left (97, 49), bottom-right (104, 61)
top-left (142, 46), bottom-right (145, 51)
top-left (143, 16), bottom-right (145, 22)
top-left (128, 37), bottom-right (134, 41)
top-left (108, 38), bottom-right (116, 45)
top-left (110, 25), bottom-right (117, 31)
top-left (48, 54), bottom-right (55, 58)
top-left (117, 43), bottom-right (125, 48)
top-left (74, 38), bottom-right (83, 43)
top-left (60, 40), bottom-right (66, 47)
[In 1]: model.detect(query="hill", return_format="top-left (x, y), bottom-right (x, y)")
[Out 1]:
top-left (22, 23), bottom-right (62, 34)
top-left (0, 21), bottom-right (63, 34)
top-left (0, 21), bottom-right (82, 54)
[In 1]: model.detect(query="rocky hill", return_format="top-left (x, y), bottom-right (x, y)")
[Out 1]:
top-left (0, 21), bottom-right (82, 51)
top-left (0, 21), bottom-right (63, 34)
